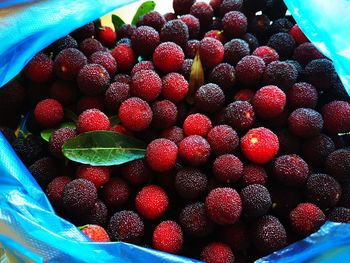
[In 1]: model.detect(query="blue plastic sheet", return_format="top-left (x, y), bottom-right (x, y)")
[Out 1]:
top-left (284, 0), bottom-right (350, 94)
top-left (0, 0), bottom-right (136, 87)
top-left (1, 0), bottom-right (350, 262)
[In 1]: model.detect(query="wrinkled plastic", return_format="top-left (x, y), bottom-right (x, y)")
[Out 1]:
top-left (1, 0), bottom-right (350, 262)
top-left (284, 0), bottom-right (350, 94)
top-left (0, 133), bottom-right (201, 263)
top-left (0, 0), bottom-right (136, 87)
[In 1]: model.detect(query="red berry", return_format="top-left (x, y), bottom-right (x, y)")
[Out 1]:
top-left (204, 30), bottom-right (227, 43)
top-left (218, 221), bottom-right (250, 252)
top-left (183, 113), bottom-right (212, 137)
top-left (34, 99), bottom-right (64, 127)
top-left (102, 177), bottom-right (130, 209)
top-left (252, 85), bottom-right (286, 118)
top-left (205, 187), bottom-right (242, 225)
top-left (289, 203), bottom-right (325, 236)
top-left (131, 70), bottom-right (162, 102)
top-left (46, 176), bottom-right (71, 207)
top-left (81, 225), bottom-right (110, 242)
top-left (98, 26), bottom-right (117, 47)
top-left (198, 37), bottom-right (224, 68)
top-left (110, 124), bottom-right (133, 136)
top-left (213, 154), bottom-right (243, 183)
top-left (201, 242), bottom-right (235, 263)
top-left (145, 139), bottom-right (178, 172)
top-left (207, 125), bottom-right (239, 155)
top-left (179, 135), bottom-right (211, 166)
top-left (322, 100), bottom-right (350, 134)
top-left (290, 24), bottom-right (309, 44)
top-left (241, 127), bottom-right (279, 164)
top-left (173, 0), bottom-right (195, 15)
top-left (153, 221), bottom-right (183, 254)
top-left (190, 2), bottom-right (214, 27)
top-left (135, 185), bottom-right (169, 220)
top-left (118, 97), bottom-right (153, 131)
top-left (24, 52), bottom-right (54, 83)
top-left (111, 44), bottom-right (136, 71)
top-left (77, 109), bottom-right (110, 133)
top-left (162, 73), bottom-right (189, 102)
top-left (76, 165), bottom-right (111, 188)
top-left (252, 46), bottom-right (279, 64)
top-left (153, 42), bottom-right (185, 73)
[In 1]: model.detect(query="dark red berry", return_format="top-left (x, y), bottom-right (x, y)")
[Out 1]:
top-left (273, 154), bottom-right (309, 186)
top-left (224, 39), bottom-right (250, 66)
top-left (54, 48), bottom-right (87, 80)
top-left (236, 55), bottom-right (265, 86)
top-left (179, 202), bottom-right (214, 237)
top-left (49, 127), bottom-right (76, 158)
top-left (131, 26), bottom-right (160, 57)
top-left (194, 83), bottom-right (225, 113)
top-left (241, 184), bottom-right (271, 217)
top-left (222, 11), bottom-right (247, 38)
top-left (90, 51), bottom-right (117, 77)
top-left (160, 19), bottom-right (189, 48)
top-left (241, 164), bottom-right (268, 186)
top-left (322, 101), bottom-right (350, 134)
top-left (175, 168), bottom-right (207, 199)
top-left (288, 108), bottom-right (323, 138)
top-left (151, 100), bottom-right (178, 129)
top-left (104, 82), bottom-right (130, 112)
top-left (287, 82), bottom-right (318, 110)
top-left (77, 64), bottom-right (110, 95)
top-left (224, 101), bottom-right (255, 132)
top-left (208, 63), bottom-right (236, 91)
top-left (207, 125), bottom-right (239, 155)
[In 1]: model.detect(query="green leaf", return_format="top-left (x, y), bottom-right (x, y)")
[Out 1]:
top-left (40, 122), bottom-right (76, 142)
top-left (186, 50), bottom-right (205, 104)
top-left (62, 131), bottom-right (146, 166)
top-left (64, 108), bottom-right (78, 122)
top-left (131, 1), bottom-right (156, 25)
top-left (109, 116), bottom-right (121, 126)
top-left (111, 14), bottom-right (125, 32)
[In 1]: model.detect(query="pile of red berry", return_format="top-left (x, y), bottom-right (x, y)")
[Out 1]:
top-left (1, 0), bottom-right (350, 262)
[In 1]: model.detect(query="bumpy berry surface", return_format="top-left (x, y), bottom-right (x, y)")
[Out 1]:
top-left (213, 154), bottom-right (243, 183)
top-left (183, 113), bottom-right (212, 137)
top-left (153, 221), bottom-right (183, 254)
top-left (326, 149), bottom-right (350, 182)
top-left (162, 73), bottom-right (189, 102)
top-left (131, 26), bottom-right (160, 57)
top-left (77, 109), bottom-right (110, 133)
top-left (200, 242), bottom-right (235, 263)
top-left (54, 48), bottom-right (87, 80)
top-left (241, 184), bottom-right (271, 217)
top-left (241, 127), bottom-right (279, 164)
top-left (102, 177), bottom-right (130, 209)
top-left (34, 99), bottom-right (64, 128)
top-left (198, 37), bottom-right (224, 68)
top-left (153, 42), bottom-right (185, 73)
top-left (135, 185), bottom-right (169, 220)
top-left (207, 125), bottom-right (239, 155)
top-left (236, 55), bottom-right (265, 86)
top-left (205, 187), bottom-right (242, 225)
top-left (224, 101), bottom-right (255, 132)
top-left (289, 203), bottom-right (325, 236)
top-left (145, 139), bottom-right (178, 172)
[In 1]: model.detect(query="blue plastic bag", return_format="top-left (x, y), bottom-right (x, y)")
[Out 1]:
top-left (1, 0), bottom-right (350, 262)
